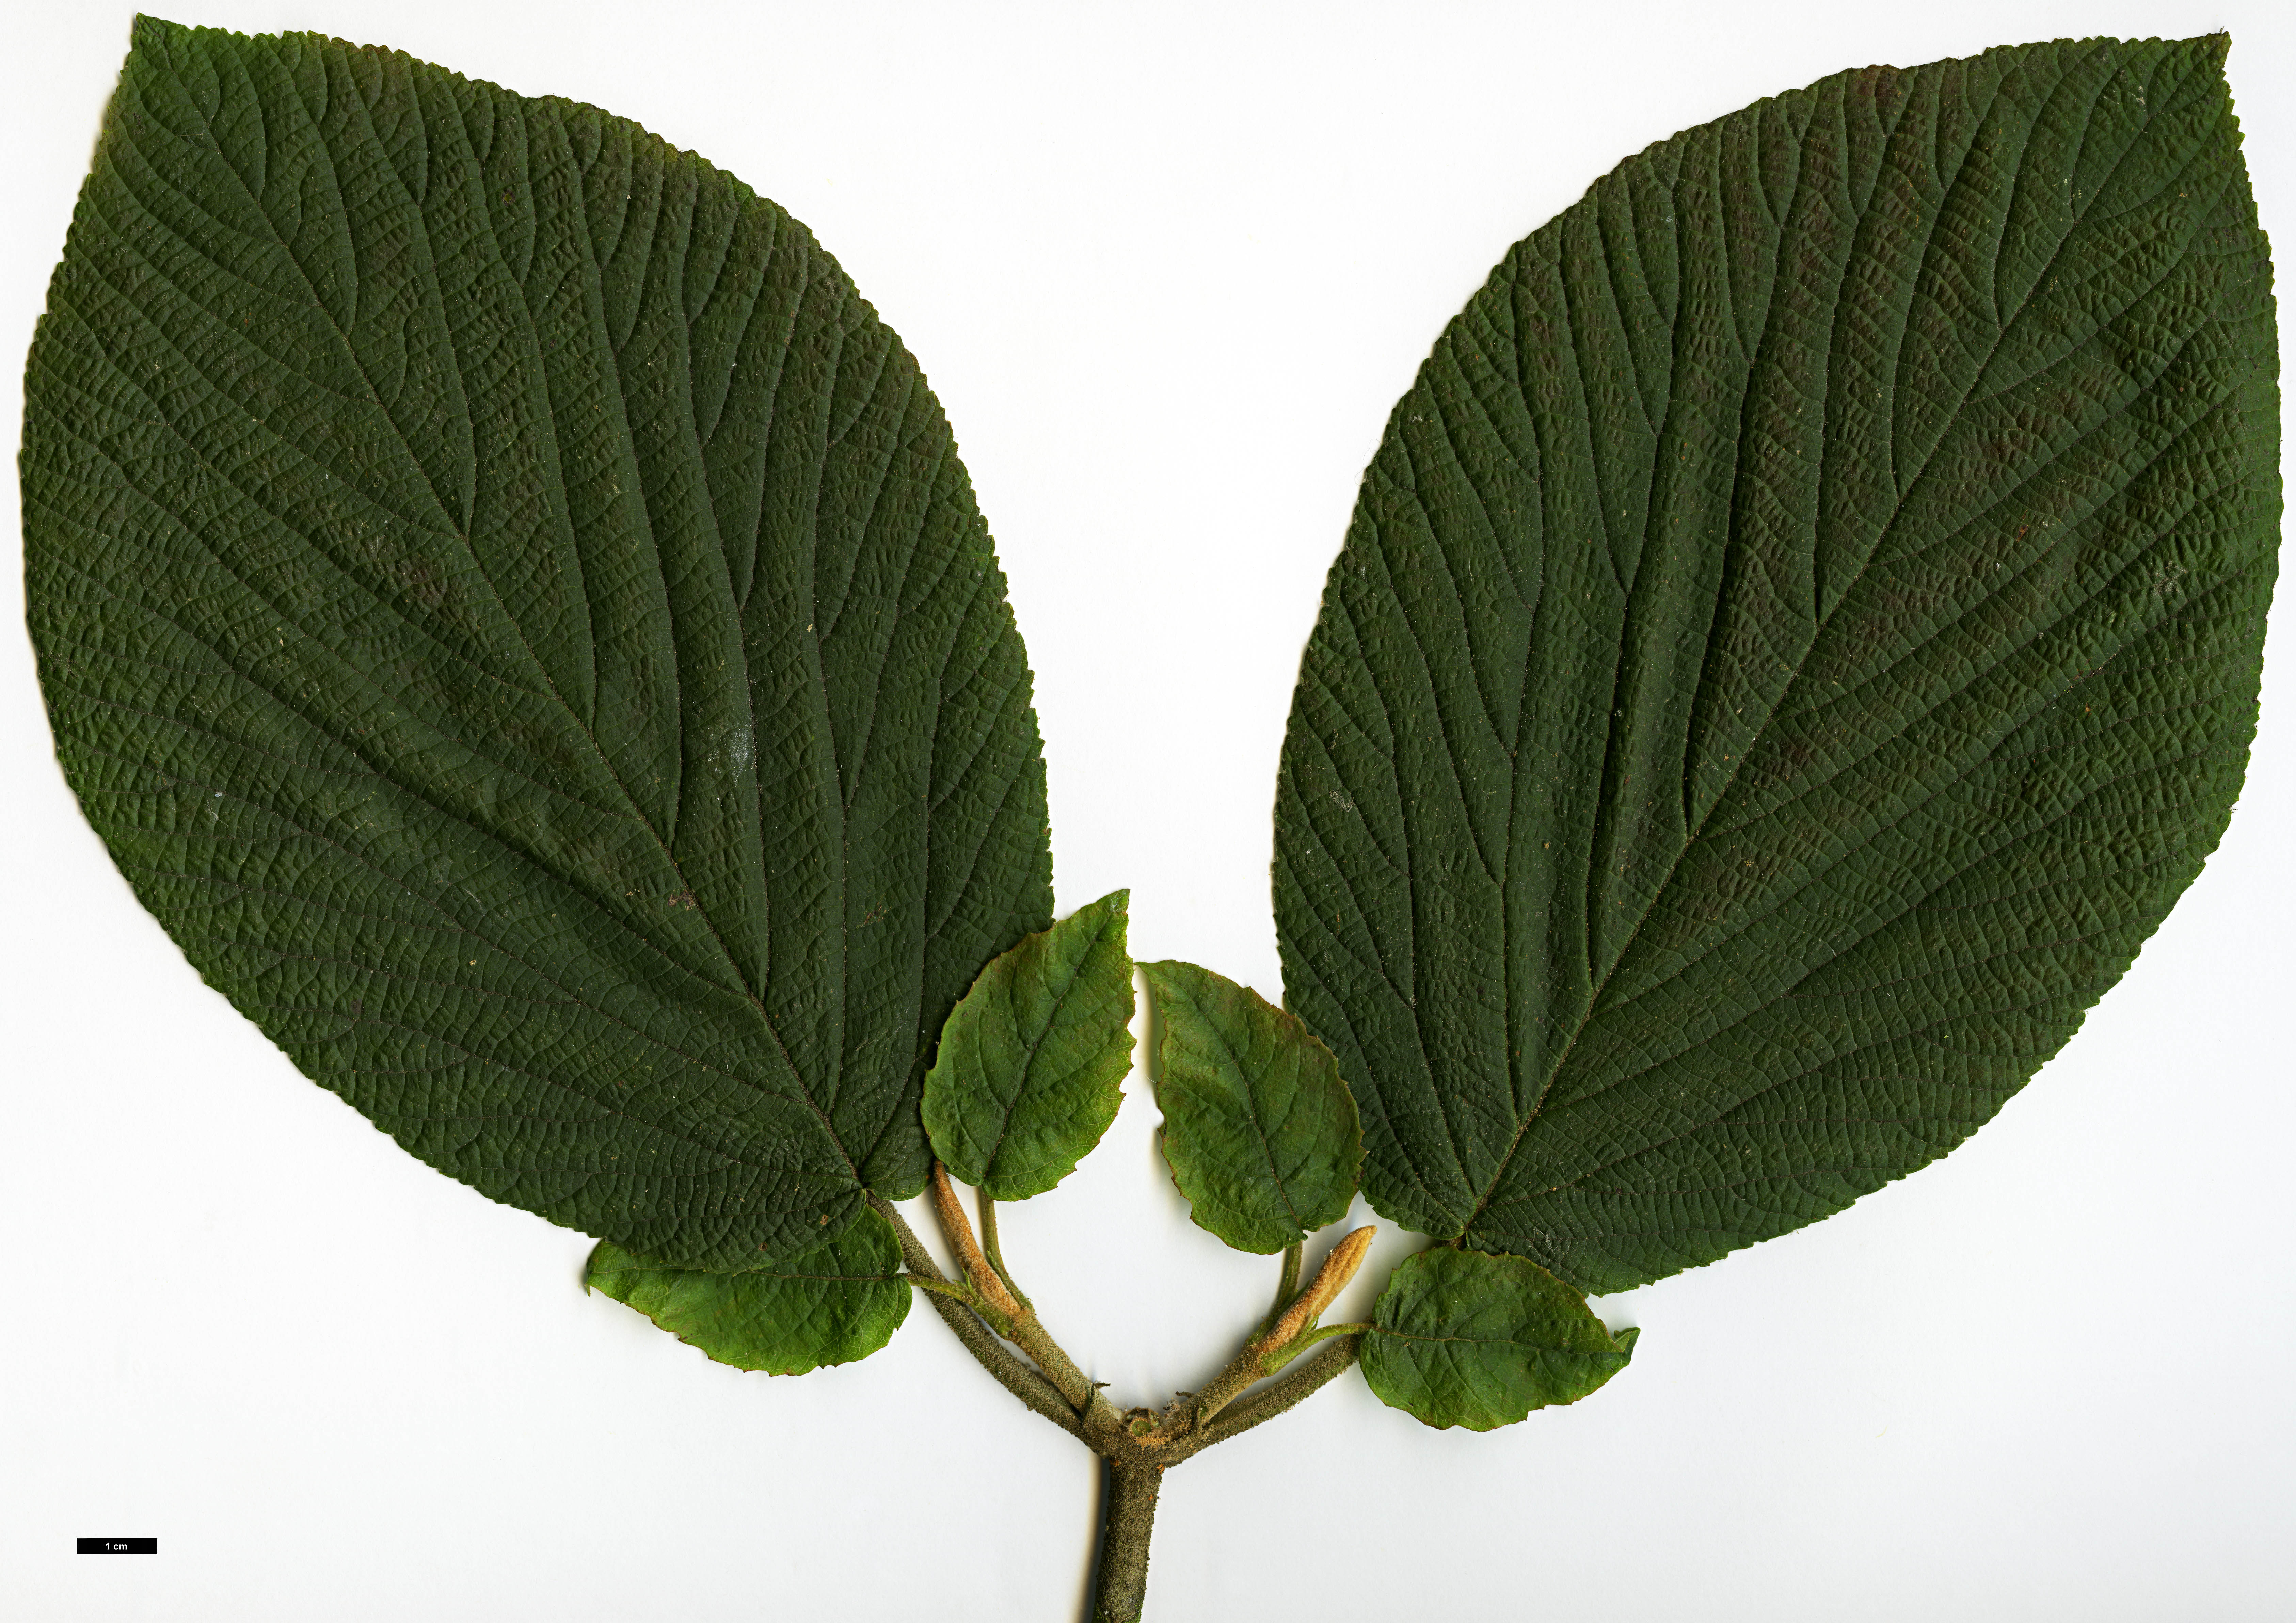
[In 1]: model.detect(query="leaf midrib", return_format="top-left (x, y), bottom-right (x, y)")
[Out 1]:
top-left (54, 671), bottom-right (857, 1172)
top-left (134, 42), bottom-right (861, 1176)
top-left (1173, 978), bottom-right (1308, 1237)
top-left (974, 916), bottom-right (1121, 1180)
top-left (1459, 42), bottom-right (2204, 1234)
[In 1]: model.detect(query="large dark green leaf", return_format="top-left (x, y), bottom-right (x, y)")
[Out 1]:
top-left (1360, 1248), bottom-right (1637, 1431)
top-left (586, 1206), bottom-right (912, 1375)
top-left (922, 891), bottom-right (1134, 1200)
top-left (1141, 959), bottom-right (1361, 1253)
top-left (22, 18), bottom-right (1053, 1269)
top-left (1274, 36), bottom-right (2279, 1292)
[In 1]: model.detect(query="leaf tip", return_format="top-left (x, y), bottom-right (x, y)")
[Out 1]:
top-left (581, 1239), bottom-right (619, 1285)
top-left (128, 13), bottom-right (192, 53)
top-left (1078, 888), bottom-right (1132, 941)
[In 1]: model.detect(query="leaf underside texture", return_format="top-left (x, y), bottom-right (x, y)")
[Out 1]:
top-left (586, 1206), bottom-right (912, 1375)
top-left (922, 890), bottom-right (1135, 1200)
top-left (1141, 959), bottom-right (1362, 1253)
top-left (22, 18), bottom-right (1054, 1269)
top-left (1273, 35), bottom-right (2280, 1293)
top-left (1360, 1247), bottom-right (1637, 1431)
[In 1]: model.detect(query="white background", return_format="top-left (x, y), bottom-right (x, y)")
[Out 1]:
top-left (3, 2), bottom-right (2292, 1618)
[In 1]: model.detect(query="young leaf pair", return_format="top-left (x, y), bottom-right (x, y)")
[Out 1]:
top-left (587, 889), bottom-right (1139, 1376)
top-left (592, 889), bottom-right (1637, 1431)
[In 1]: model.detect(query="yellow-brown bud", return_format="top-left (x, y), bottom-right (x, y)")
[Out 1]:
top-left (1261, 1225), bottom-right (1376, 1351)
top-left (930, 1161), bottom-right (1025, 1322)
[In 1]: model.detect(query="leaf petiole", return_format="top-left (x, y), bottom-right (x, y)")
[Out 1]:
top-left (977, 1193), bottom-right (1031, 1310)
top-left (1259, 1320), bottom-right (1373, 1375)
top-left (868, 1195), bottom-right (1082, 1438)
top-left (1259, 1241), bottom-right (1303, 1338)
top-left (1170, 1337), bottom-right (1365, 1460)
top-left (1160, 1227), bottom-right (1377, 1439)
top-left (925, 1165), bottom-right (1108, 1421)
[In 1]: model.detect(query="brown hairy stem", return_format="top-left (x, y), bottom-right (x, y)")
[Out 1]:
top-left (1088, 1455), bottom-right (1164, 1623)
top-left (880, 1186), bottom-right (1372, 1621)
top-left (930, 1162), bottom-right (1026, 1320)
top-left (923, 1166), bottom-right (1111, 1420)
top-left (1176, 1226), bottom-right (1378, 1435)
top-left (1164, 1336), bottom-right (1365, 1463)
top-left (868, 1195), bottom-right (1082, 1439)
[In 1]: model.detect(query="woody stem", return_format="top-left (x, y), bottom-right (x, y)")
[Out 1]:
top-left (1089, 1453), bottom-right (1163, 1623)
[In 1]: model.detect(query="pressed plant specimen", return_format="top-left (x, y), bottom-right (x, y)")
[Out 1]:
top-left (22, 19), bottom-right (2276, 1618)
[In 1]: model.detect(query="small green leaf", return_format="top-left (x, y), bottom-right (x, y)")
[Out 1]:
top-left (586, 1206), bottom-right (911, 1375)
top-left (1141, 960), bottom-right (1362, 1253)
top-left (1360, 1248), bottom-right (1636, 1430)
top-left (921, 891), bottom-right (1135, 1199)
